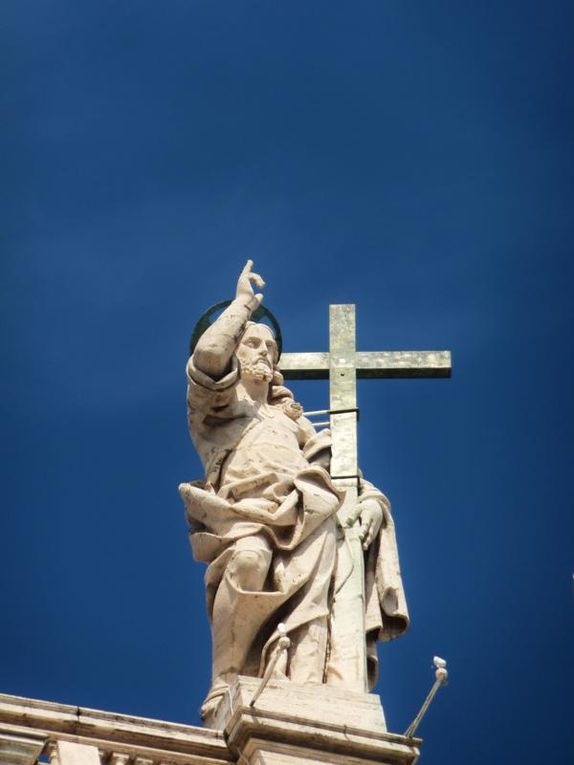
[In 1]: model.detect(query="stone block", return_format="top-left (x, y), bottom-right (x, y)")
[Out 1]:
top-left (219, 677), bottom-right (420, 765)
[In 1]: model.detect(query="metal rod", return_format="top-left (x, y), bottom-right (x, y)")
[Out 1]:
top-left (303, 407), bottom-right (360, 419)
top-left (404, 657), bottom-right (448, 738)
top-left (250, 624), bottom-right (291, 708)
top-left (330, 407), bottom-right (360, 417)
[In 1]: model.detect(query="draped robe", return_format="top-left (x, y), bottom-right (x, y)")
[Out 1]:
top-left (179, 355), bottom-right (409, 710)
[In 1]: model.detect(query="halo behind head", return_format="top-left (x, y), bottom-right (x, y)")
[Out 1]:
top-left (189, 300), bottom-right (283, 359)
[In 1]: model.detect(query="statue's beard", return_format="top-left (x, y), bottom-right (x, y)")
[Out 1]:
top-left (241, 359), bottom-right (274, 383)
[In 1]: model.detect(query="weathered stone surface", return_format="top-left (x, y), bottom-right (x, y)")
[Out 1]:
top-left (0, 732), bottom-right (45, 765)
top-left (0, 694), bottom-right (231, 765)
top-left (206, 676), bottom-right (387, 732)
top-left (279, 350), bottom-right (451, 379)
top-left (222, 678), bottom-right (420, 765)
top-left (56, 742), bottom-right (99, 765)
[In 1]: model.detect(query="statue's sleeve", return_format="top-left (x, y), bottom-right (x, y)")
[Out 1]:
top-left (185, 354), bottom-right (243, 477)
top-left (360, 474), bottom-right (410, 644)
top-left (186, 354), bottom-right (240, 416)
top-left (185, 356), bottom-right (239, 407)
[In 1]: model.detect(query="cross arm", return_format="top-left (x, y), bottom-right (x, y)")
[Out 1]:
top-left (279, 350), bottom-right (451, 380)
top-left (279, 352), bottom-right (329, 379)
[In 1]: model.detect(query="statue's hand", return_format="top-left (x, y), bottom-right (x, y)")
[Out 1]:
top-left (236, 259), bottom-right (265, 311)
top-left (346, 498), bottom-right (383, 550)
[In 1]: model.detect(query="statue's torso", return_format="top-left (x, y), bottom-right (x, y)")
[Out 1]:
top-left (220, 406), bottom-right (311, 493)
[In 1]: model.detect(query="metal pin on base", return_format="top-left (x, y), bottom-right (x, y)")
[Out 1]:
top-left (404, 657), bottom-right (448, 738)
top-left (250, 623), bottom-right (291, 708)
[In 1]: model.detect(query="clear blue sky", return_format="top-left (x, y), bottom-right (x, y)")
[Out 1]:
top-left (2, 2), bottom-right (573, 763)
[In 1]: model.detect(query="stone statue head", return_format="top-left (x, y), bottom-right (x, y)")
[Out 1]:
top-left (236, 322), bottom-right (278, 384)
top-left (237, 322), bottom-right (301, 417)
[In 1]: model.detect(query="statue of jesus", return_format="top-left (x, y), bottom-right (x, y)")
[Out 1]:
top-left (179, 261), bottom-right (408, 719)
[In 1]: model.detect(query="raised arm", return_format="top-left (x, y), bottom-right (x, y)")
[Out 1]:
top-left (193, 260), bottom-right (265, 380)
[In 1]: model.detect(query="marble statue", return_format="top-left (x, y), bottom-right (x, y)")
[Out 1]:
top-left (179, 261), bottom-right (408, 719)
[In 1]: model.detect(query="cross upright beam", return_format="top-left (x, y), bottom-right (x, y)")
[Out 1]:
top-left (277, 303), bottom-right (452, 693)
top-left (328, 304), bottom-right (358, 482)
top-left (327, 305), bottom-right (366, 688)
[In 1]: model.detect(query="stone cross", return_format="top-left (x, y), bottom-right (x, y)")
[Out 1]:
top-left (279, 304), bottom-right (451, 691)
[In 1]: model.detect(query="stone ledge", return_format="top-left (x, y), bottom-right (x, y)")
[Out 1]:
top-left (0, 694), bottom-right (230, 765)
top-left (0, 732), bottom-right (46, 765)
top-left (226, 709), bottom-right (420, 765)
top-left (0, 691), bottom-right (421, 765)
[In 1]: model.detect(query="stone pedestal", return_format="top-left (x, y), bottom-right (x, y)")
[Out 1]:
top-left (212, 677), bottom-right (421, 765)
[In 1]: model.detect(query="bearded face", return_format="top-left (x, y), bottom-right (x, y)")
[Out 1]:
top-left (236, 324), bottom-right (277, 384)
top-left (240, 359), bottom-right (274, 382)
